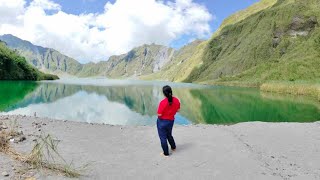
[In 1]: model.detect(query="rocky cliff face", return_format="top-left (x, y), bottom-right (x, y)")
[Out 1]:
top-left (78, 44), bottom-right (175, 78)
top-left (153, 46), bottom-right (175, 73)
top-left (142, 40), bottom-right (204, 81)
top-left (0, 41), bottom-right (58, 80)
top-left (0, 35), bottom-right (175, 78)
top-left (0, 34), bottom-right (82, 75)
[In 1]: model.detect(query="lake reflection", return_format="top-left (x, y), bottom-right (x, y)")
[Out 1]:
top-left (0, 79), bottom-right (319, 125)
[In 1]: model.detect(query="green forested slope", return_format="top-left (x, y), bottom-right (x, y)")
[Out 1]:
top-left (0, 41), bottom-right (58, 80)
top-left (0, 34), bottom-right (82, 75)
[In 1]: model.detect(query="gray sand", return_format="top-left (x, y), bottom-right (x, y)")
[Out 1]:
top-left (1, 115), bottom-right (320, 180)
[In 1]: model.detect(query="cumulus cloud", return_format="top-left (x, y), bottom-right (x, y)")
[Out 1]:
top-left (0, 0), bottom-right (213, 63)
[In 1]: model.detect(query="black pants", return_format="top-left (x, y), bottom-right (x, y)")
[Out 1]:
top-left (157, 118), bottom-right (176, 156)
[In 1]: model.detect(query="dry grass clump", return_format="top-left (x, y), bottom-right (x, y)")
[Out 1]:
top-left (0, 131), bottom-right (9, 151)
top-left (0, 121), bottom-right (83, 178)
top-left (201, 80), bottom-right (260, 88)
top-left (260, 82), bottom-right (320, 101)
top-left (23, 134), bottom-right (82, 177)
top-left (0, 121), bottom-right (17, 152)
top-left (0, 120), bottom-right (23, 152)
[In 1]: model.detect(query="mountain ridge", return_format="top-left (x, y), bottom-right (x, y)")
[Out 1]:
top-left (1, 0), bottom-right (319, 87)
top-left (0, 34), bottom-right (185, 78)
top-left (0, 34), bottom-right (83, 75)
top-left (0, 40), bottom-right (58, 80)
top-left (183, 0), bottom-right (320, 85)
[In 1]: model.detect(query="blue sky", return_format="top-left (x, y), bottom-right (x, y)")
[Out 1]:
top-left (8, 0), bottom-right (260, 62)
top-left (51, 0), bottom-right (260, 26)
top-left (44, 0), bottom-right (260, 48)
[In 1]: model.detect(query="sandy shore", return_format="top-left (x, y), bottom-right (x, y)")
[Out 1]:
top-left (0, 115), bottom-right (320, 180)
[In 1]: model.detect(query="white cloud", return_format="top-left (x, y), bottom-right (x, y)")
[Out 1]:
top-left (30, 0), bottom-right (61, 10)
top-left (0, 0), bottom-right (25, 24)
top-left (0, 0), bottom-right (213, 63)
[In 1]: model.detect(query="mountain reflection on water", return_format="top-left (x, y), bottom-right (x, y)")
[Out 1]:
top-left (0, 79), bottom-right (319, 125)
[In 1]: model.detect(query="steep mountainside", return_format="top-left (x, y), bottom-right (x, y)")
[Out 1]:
top-left (142, 40), bottom-right (205, 81)
top-left (213, 0), bottom-right (278, 37)
top-left (3, 0), bottom-right (318, 85)
top-left (184, 0), bottom-right (320, 84)
top-left (78, 44), bottom-right (175, 78)
top-left (0, 34), bottom-right (83, 75)
top-left (0, 35), bottom-right (176, 78)
top-left (0, 41), bottom-right (58, 80)
top-left (144, 0), bottom-right (279, 83)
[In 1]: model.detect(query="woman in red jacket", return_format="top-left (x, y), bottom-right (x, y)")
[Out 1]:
top-left (157, 85), bottom-right (180, 156)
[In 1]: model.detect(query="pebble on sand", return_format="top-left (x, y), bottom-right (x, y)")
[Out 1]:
top-left (16, 136), bottom-right (27, 143)
top-left (2, 171), bottom-right (9, 177)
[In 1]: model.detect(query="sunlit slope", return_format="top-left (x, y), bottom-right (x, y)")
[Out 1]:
top-left (213, 0), bottom-right (278, 37)
top-left (186, 0), bottom-right (320, 84)
top-left (144, 0), bottom-right (280, 83)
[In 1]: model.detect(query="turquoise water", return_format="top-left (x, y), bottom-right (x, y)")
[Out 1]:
top-left (0, 79), bottom-right (319, 125)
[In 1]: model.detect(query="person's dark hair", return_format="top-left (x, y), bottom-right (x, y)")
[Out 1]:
top-left (163, 85), bottom-right (173, 105)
